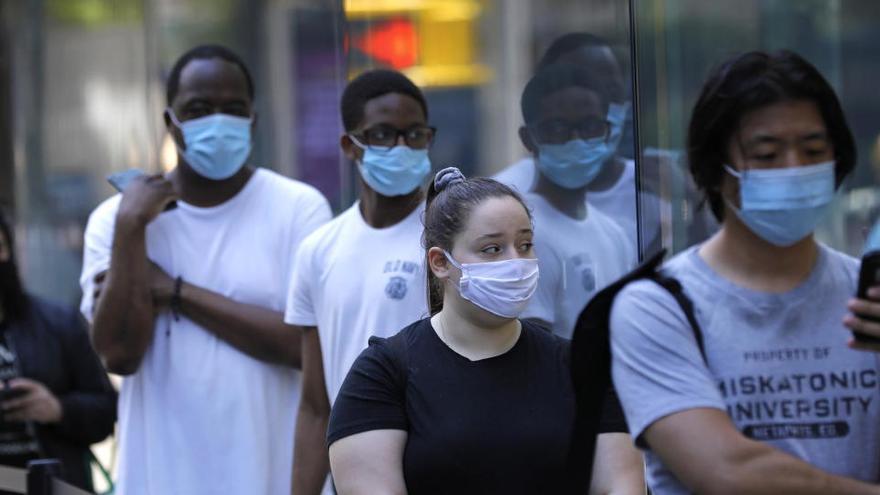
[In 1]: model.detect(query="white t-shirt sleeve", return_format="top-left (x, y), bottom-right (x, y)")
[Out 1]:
top-left (78, 197), bottom-right (120, 323)
top-left (297, 192), bottom-right (333, 244)
top-left (607, 214), bottom-right (637, 272)
top-left (610, 279), bottom-right (725, 444)
top-left (279, 186), bottom-right (331, 322)
top-left (521, 238), bottom-right (559, 326)
top-left (284, 233), bottom-right (320, 327)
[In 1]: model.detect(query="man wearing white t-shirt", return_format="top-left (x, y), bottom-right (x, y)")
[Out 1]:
top-left (287, 69), bottom-right (432, 495)
top-left (79, 45), bottom-right (331, 494)
top-left (495, 33), bottom-right (642, 240)
top-left (517, 63), bottom-right (636, 339)
top-left (511, 57), bottom-right (645, 492)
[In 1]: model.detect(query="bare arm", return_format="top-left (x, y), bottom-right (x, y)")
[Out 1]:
top-left (329, 429), bottom-right (408, 495)
top-left (645, 408), bottom-right (880, 495)
top-left (91, 175), bottom-right (176, 375)
top-left (292, 327), bottom-right (330, 494)
top-left (175, 278), bottom-right (301, 367)
top-left (589, 433), bottom-right (645, 495)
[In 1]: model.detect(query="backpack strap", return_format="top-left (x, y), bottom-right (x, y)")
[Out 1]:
top-left (566, 248), bottom-right (708, 492)
top-left (566, 248), bottom-right (668, 492)
top-left (650, 273), bottom-right (707, 362)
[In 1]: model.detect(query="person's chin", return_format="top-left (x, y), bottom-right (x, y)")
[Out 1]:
top-left (469, 306), bottom-right (517, 328)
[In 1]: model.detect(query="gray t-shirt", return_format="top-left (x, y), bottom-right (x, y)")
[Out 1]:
top-left (611, 244), bottom-right (880, 494)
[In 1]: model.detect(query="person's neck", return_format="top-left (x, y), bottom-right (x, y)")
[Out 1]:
top-left (431, 301), bottom-right (521, 361)
top-left (358, 185), bottom-right (423, 229)
top-left (699, 218), bottom-right (819, 293)
top-left (586, 156), bottom-right (625, 193)
top-left (169, 161), bottom-right (254, 208)
top-left (531, 171), bottom-right (587, 220)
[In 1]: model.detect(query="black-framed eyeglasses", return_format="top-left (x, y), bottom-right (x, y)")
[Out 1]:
top-left (529, 118), bottom-right (609, 145)
top-left (349, 124), bottom-right (437, 150)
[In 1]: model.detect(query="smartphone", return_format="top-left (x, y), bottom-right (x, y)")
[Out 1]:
top-left (107, 169), bottom-right (176, 211)
top-left (853, 250), bottom-right (880, 344)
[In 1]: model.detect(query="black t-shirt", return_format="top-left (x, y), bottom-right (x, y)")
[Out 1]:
top-left (327, 318), bottom-right (626, 494)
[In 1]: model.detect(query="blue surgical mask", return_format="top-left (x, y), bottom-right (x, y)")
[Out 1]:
top-left (725, 161), bottom-right (836, 247)
top-left (169, 110), bottom-right (252, 180)
top-left (536, 137), bottom-right (614, 189)
top-left (606, 102), bottom-right (630, 154)
top-left (351, 137), bottom-right (431, 197)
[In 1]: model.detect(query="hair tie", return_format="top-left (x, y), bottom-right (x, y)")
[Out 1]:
top-left (434, 167), bottom-right (466, 193)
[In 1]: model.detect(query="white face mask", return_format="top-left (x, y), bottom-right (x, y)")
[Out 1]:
top-left (443, 251), bottom-right (539, 319)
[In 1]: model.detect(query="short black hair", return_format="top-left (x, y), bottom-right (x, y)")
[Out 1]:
top-left (687, 50), bottom-right (856, 221)
top-left (0, 211), bottom-right (28, 321)
top-left (520, 63), bottom-right (610, 125)
top-left (166, 44), bottom-right (255, 106)
top-left (340, 69), bottom-right (428, 132)
top-left (537, 32), bottom-right (612, 70)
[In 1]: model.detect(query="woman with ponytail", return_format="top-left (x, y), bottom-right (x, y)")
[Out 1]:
top-left (326, 168), bottom-right (643, 494)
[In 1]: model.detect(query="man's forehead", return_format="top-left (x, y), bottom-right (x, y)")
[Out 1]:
top-left (538, 86), bottom-right (603, 117)
top-left (174, 57), bottom-right (250, 105)
top-left (364, 92), bottom-right (424, 116)
top-left (360, 92), bottom-right (426, 127)
top-left (738, 101), bottom-right (828, 143)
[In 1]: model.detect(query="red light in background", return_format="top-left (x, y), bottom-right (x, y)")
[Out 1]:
top-left (355, 18), bottom-right (419, 69)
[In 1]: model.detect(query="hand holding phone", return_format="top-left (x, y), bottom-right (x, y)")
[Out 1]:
top-left (107, 169), bottom-right (177, 212)
top-left (851, 250), bottom-right (880, 345)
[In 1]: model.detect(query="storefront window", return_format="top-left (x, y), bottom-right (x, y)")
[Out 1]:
top-left (634, 0), bottom-right (880, 257)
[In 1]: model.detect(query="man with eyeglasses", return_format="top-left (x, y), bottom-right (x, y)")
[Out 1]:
top-left (517, 61), bottom-right (645, 494)
top-left (286, 69), bottom-right (432, 495)
top-left (496, 33), bottom-right (645, 244)
top-left (79, 45), bottom-right (331, 494)
top-left (518, 63), bottom-right (636, 340)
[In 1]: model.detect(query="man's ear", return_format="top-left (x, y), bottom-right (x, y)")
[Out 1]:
top-left (519, 126), bottom-right (537, 154)
top-left (427, 247), bottom-right (451, 280)
top-left (340, 134), bottom-right (361, 162)
top-left (719, 146), bottom-right (742, 208)
top-left (718, 166), bottom-right (741, 209)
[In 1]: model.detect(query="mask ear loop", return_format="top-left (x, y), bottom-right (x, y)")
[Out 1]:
top-left (440, 250), bottom-right (468, 294)
top-left (721, 164), bottom-right (744, 214)
top-left (721, 135), bottom-right (751, 214)
top-left (723, 165), bottom-right (742, 179)
top-left (721, 156), bottom-right (750, 216)
top-left (347, 134), bottom-right (368, 150)
top-left (442, 250), bottom-right (463, 270)
top-left (731, 132), bottom-right (757, 178)
top-left (166, 108), bottom-right (183, 128)
top-left (165, 108), bottom-right (187, 152)
top-left (346, 134), bottom-right (366, 169)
